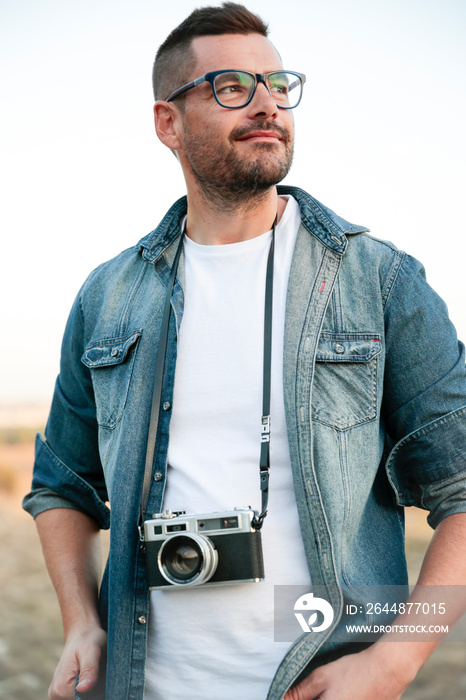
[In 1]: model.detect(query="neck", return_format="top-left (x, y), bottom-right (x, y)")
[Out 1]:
top-left (184, 187), bottom-right (286, 245)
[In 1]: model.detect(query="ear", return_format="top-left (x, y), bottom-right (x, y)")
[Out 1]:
top-left (153, 101), bottom-right (183, 151)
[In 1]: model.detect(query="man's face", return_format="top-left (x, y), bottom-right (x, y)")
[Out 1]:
top-left (175, 33), bottom-right (295, 207)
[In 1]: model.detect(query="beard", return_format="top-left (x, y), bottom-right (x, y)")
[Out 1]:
top-left (182, 119), bottom-right (294, 212)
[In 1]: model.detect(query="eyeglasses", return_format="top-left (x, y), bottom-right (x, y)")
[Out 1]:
top-left (165, 70), bottom-right (306, 109)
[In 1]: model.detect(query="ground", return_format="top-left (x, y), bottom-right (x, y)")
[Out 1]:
top-left (0, 442), bottom-right (465, 699)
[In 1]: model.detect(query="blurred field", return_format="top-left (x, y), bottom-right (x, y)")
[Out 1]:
top-left (0, 438), bottom-right (465, 699)
top-left (0, 442), bottom-right (64, 699)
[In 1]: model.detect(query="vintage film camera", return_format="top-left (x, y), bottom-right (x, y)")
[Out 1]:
top-left (144, 507), bottom-right (264, 590)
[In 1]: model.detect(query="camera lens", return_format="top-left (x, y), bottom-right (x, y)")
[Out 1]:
top-left (163, 537), bottom-right (202, 579)
top-left (158, 534), bottom-right (218, 586)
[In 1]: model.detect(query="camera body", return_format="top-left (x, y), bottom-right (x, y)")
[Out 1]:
top-left (144, 507), bottom-right (264, 590)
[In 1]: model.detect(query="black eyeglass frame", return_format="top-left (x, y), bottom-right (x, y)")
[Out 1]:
top-left (165, 69), bottom-right (306, 109)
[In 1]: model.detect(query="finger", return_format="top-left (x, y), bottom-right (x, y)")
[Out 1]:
top-left (76, 672), bottom-right (98, 693)
top-left (284, 668), bottom-right (326, 700)
top-left (49, 672), bottom-right (79, 700)
top-left (75, 649), bottom-right (101, 692)
top-left (49, 657), bottom-right (81, 700)
top-left (284, 691), bottom-right (322, 700)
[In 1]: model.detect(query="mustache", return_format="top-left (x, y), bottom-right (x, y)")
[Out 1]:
top-left (230, 121), bottom-right (291, 143)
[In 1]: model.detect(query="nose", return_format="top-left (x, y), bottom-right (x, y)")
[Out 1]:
top-left (246, 80), bottom-right (278, 119)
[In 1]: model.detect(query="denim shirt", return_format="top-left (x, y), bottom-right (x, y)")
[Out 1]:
top-left (23, 186), bottom-right (466, 700)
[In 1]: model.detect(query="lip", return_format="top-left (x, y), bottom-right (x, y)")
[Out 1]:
top-left (236, 130), bottom-right (282, 143)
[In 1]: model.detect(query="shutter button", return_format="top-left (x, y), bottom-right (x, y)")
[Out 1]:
top-left (334, 344), bottom-right (345, 354)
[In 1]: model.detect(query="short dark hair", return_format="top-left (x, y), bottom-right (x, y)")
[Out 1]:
top-left (152, 2), bottom-right (269, 102)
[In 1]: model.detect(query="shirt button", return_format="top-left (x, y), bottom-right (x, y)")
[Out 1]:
top-left (153, 472), bottom-right (164, 482)
top-left (334, 344), bottom-right (345, 354)
top-left (137, 615), bottom-right (147, 625)
top-left (111, 348), bottom-right (119, 357)
top-left (163, 401), bottom-right (172, 411)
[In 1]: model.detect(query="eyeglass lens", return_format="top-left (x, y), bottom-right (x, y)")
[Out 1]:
top-left (213, 71), bottom-right (302, 108)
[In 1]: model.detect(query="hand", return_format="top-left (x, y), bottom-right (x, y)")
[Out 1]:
top-left (48, 624), bottom-right (107, 700)
top-left (283, 646), bottom-right (414, 700)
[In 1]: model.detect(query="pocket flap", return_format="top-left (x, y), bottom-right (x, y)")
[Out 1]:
top-left (316, 334), bottom-right (382, 363)
top-left (81, 330), bottom-right (142, 368)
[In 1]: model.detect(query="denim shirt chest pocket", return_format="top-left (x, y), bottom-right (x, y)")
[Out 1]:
top-left (81, 330), bottom-right (142, 429)
top-left (312, 333), bottom-right (382, 430)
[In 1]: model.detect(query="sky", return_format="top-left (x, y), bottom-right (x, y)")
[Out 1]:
top-left (1, 0), bottom-right (465, 403)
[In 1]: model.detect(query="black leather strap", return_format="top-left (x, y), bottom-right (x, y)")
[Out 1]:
top-left (138, 235), bottom-right (184, 537)
top-left (139, 219), bottom-right (276, 538)
top-left (253, 218), bottom-right (275, 530)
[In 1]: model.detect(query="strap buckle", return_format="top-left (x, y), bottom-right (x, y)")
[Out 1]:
top-left (138, 514), bottom-right (145, 542)
top-left (261, 415), bottom-right (271, 443)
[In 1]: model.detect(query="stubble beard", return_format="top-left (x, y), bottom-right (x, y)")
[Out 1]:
top-left (182, 120), bottom-right (294, 213)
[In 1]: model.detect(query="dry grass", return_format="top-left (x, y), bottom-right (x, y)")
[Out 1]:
top-left (0, 443), bottom-right (464, 699)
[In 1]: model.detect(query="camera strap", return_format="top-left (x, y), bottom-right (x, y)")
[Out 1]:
top-left (253, 218), bottom-right (275, 530)
top-left (138, 217), bottom-right (275, 540)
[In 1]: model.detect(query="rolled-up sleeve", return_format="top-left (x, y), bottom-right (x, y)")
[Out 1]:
top-left (383, 253), bottom-right (466, 528)
top-left (23, 285), bottom-right (110, 529)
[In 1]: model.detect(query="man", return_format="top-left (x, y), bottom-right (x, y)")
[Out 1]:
top-left (23, 3), bottom-right (466, 699)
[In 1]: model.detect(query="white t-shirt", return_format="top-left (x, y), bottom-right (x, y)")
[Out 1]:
top-left (144, 196), bottom-right (311, 700)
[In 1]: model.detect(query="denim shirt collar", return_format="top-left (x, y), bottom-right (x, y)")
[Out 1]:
top-left (137, 186), bottom-right (369, 263)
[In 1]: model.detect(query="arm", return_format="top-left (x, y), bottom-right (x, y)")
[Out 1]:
top-left (36, 508), bottom-right (107, 700)
top-left (284, 512), bottom-right (466, 700)
top-left (286, 253), bottom-right (466, 699)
